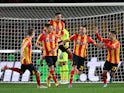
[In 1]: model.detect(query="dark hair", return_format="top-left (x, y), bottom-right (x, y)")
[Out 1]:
top-left (110, 30), bottom-right (117, 35)
top-left (62, 20), bottom-right (65, 23)
top-left (82, 25), bottom-right (87, 28)
top-left (55, 12), bottom-right (61, 16)
top-left (27, 28), bottom-right (34, 36)
top-left (45, 23), bottom-right (52, 28)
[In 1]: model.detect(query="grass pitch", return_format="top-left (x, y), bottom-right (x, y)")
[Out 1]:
top-left (0, 83), bottom-right (124, 93)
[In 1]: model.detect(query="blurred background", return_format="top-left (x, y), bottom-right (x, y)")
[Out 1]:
top-left (0, 0), bottom-right (123, 3)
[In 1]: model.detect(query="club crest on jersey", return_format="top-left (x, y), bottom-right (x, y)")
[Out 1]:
top-left (45, 39), bottom-right (49, 42)
top-left (49, 39), bottom-right (54, 42)
top-left (53, 28), bottom-right (56, 31)
top-left (56, 28), bottom-right (60, 32)
top-left (45, 39), bottom-right (54, 42)
top-left (76, 41), bottom-right (84, 45)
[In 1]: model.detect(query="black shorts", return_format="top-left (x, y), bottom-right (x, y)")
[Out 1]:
top-left (45, 56), bottom-right (57, 67)
top-left (103, 61), bottom-right (118, 72)
top-left (21, 64), bottom-right (37, 75)
top-left (58, 41), bottom-right (68, 52)
top-left (73, 54), bottom-right (86, 71)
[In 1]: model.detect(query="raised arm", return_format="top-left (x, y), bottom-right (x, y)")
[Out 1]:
top-left (88, 36), bottom-right (96, 45)
top-left (95, 27), bottom-right (109, 43)
top-left (87, 36), bottom-right (103, 48)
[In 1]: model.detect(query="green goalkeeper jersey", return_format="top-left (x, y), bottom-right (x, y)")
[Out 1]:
top-left (58, 29), bottom-right (69, 62)
top-left (62, 29), bottom-right (69, 48)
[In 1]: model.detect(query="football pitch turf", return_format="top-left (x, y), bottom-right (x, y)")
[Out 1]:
top-left (0, 83), bottom-right (124, 93)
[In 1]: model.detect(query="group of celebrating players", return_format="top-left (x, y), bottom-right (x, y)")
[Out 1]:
top-left (1, 12), bottom-right (120, 88)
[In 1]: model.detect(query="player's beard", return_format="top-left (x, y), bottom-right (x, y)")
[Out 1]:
top-left (108, 36), bottom-right (113, 41)
top-left (57, 19), bottom-right (61, 22)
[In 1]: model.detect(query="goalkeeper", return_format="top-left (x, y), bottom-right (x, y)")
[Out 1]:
top-left (58, 29), bottom-right (69, 84)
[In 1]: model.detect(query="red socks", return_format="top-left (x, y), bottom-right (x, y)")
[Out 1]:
top-left (52, 75), bottom-right (57, 83)
top-left (47, 74), bottom-right (51, 80)
top-left (68, 54), bottom-right (73, 60)
top-left (69, 70), bottom-right (75, 85)
top-left (48, 70), bottom-right (57, 83)
top-left (36, 73), bottom-right (41, 86)
top-left (10, 67), bottom-right (41, 86)
top-left (102, 72), bottom-right (107, 84)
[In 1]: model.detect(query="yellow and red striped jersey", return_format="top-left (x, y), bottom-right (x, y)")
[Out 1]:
top-left (21, 37), bottom-right (32, 65)
top-left (96, 33), bottom-right (120, 64)
top-left (69, 34), bottom-right (96, 58)
top-left (36, 33), bottom-right (58, 56)
top-left (49, 20), bottom-right (64, 41)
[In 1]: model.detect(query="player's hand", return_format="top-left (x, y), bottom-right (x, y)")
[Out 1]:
top-left (102, 45), bottom-right (107, 49)
top-left (63, 40), bottom-right (66, 45)
top-left (101, 44), bottom-right (107, 49)
top-left (40, 47), bottom-right (44, 50)
top-left (55, 35), bottom-right (61, 38)
top-left (95, 26), bottom-right (99, 33)
top-left (97, 43), bottom-right (104, 48)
